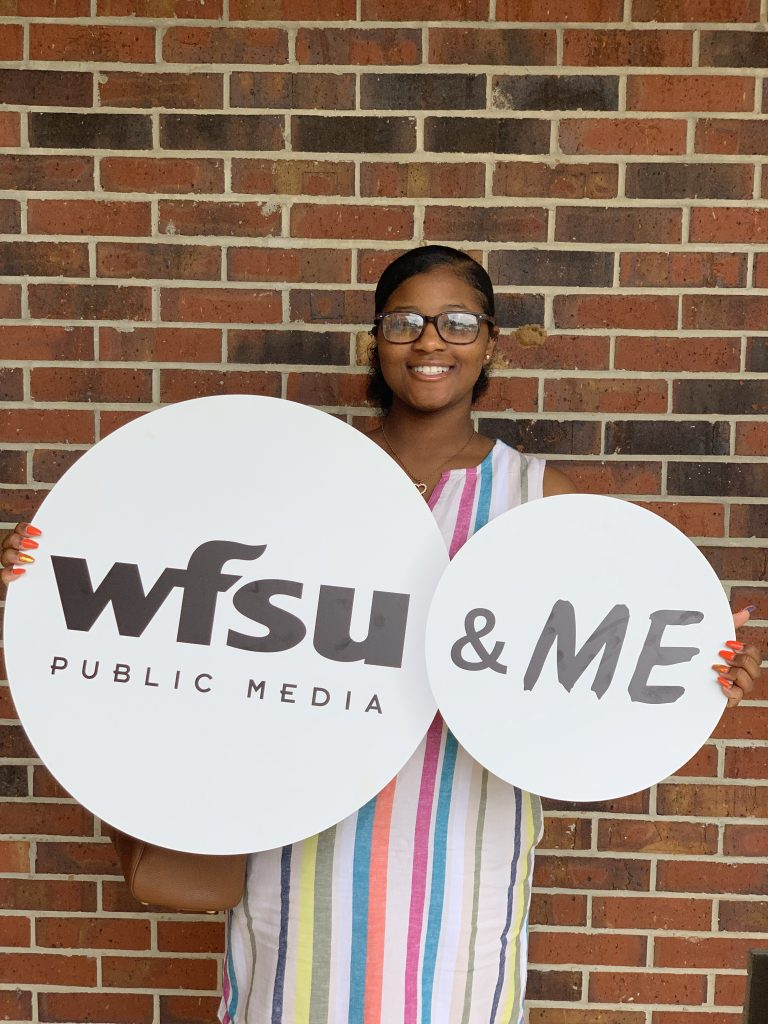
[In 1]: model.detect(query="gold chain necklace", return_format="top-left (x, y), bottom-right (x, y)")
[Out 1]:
top-left (380, 423), bottom-right (476, 495)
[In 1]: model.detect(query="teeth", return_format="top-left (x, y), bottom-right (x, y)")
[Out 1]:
top-left (412, 366), bottom-right (450, 376)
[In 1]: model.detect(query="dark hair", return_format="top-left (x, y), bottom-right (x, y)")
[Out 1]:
top-left (368, 245), bottom-right (494, 411)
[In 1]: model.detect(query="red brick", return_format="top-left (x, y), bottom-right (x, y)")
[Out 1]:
top-left (232, 158), bottom-right (355, 197)
top-left (30, 24), bottom-right (156, 62)
top-left (691, 206), bottom-right (768, 243)
top-left (0, 284), bottom-right (21, 317)
top-left (28, 200), bottom-right (150, 237)
top-left (0, 241), bottom-right (89, 278)
top-left (0, 198), bottom-right (20, 233)
top-left (99, 72), bottom-right (222, 109)
top-left (364, 0), bottom-right (486, 13)
top-left (730, 587), bottom-right (768, 619)
top-left (534, 854), bottom-right (651, 891)
top-left (723, 823), bottom-right (768, 856)
top-left (544, 377), bottom-right (666, 414)
top-left (37, 917), bottom-right (151, 950)
top-left (614, 336), bottom-right (739, 373)
top-left (361, 161), bottom-right (484, 199)
top-left (0, 722), bottom-right (35, 757)
top-left (38, 992), bottom-right (153, 1024)
top-left (159, 369), bottom-right (281, 403)
top-left (656, 935), bottom-right (758, 970)
top-left (29, 284), bottom-right (152, 322)
top-left (0, 24), bottom-right (22, 59)
top-left (157, 920), bottom-right (225, 953)
top-left (599, 819), bottom-right (718, 854)
top-left (100, 880), bottom-right (170, 913)
top-left (0, 990), bottom-right (31, 1022)
top-left (31, 367), bottom-right (152, 403)
top-left (530, 892), bottom-right (587, 927)
top-left (231, 0), bottom-right (353, 14)
top-left (497, 0), bottom-right (620, 16)
top-left (719, 898), bottom-right (768, 932)
top-left (0, 155), bottom-right (92, 192)
top-left (683, 294), bottom-right (768, 330)
top-left (0, 326), bottom-right (92, 362)
top-left (654, 1013), bottom-right (741, 1024)
top-left (99, 327), bottom-right (221, 362)
top-left (102, 956), bottom-right (217, 990)
top-left (497, 333), bottom-right (611, 372)
top-left (0, 111), bottom-right (19, 147)
top-left (635, 502), bottom-right (724, 538)
top-left (100, 410), bottom-right (146, 437)
top-left (0, 801), bottom-right (94, 837)
top-left (674, 744), bottom-right (724, 779)
top-left (160, 287), bottom-right (280, 325)
top-left (753, 253), bottom-right (768, 288)
top-left (633, 0), bottom-right (760, 19)
top-left (528, 1012), bottom-right (644, 1024)
top-left (228, 247), bottom-right (350, 284)
top-left (556, 461), bottom-right (662, 495)
top-left (712, 705), bottom-right (768, 742)
top-left (101, 158), bottom-right (224, 194)
top-left (35, 840), bottom-right (119, 875)
top-left (0, 953), bottom-right (96, 987)
top-left (554, 295), bottom-right (678, 330)
top-left (592, 895), bottom-right (712, 931)
top-left (297, 28), bottom-right (421, 65)
top-left (540, 817), bottom-right (592, 850)
top-left (163, 26), bottom-right (287, 64)
top-left (425, 205), bottom-right (547, 242)
top-left (289, 288), bottom-right (376, 325)
top-left (563, 29), bottom-right (692, 67)
top-left (696, 118), bottom-right (768, 154)
top-left (474, 376), bottom-right (538, 412)
top-left (97, 242), bottom-right (220, 281)
top-left (98, 0), bottom-right (221, 12)
top-left (0, 916), bottom-right (30, 947)
top-left (621, 252), bottom-right (746, 289)
top-left (0, 840), bottom-right (31, 872)
top-left (232, 71), bottom-right (354, 110)
top-left (715, 974), bottom-right (746, 1007)
top-left (560, 118), bottom-right (686, 155)
top-left (589, 971), bottom-right (706, 1005)
top-left (159, 200), bottom-right (280, 238)
top-left (731, 501), bottom-right (768, 535)
top-left (658, 859), bottom-right (768, 895)
top-left (493, 161), bottom-right (618, 200)
top-left (529, 931), bottom-right (646, 967)
top-left (0, 878), bottom-right (95, 913)
top-left (556, 206), bottom-right (681, 244)
top-left (291, 203), bottom-right (413, 240)
top-left (286, 371), bottom-right (369, 407)
top-left (33, 449), bottom-right (84, 483)
top-left (428, 28), bottom-right (555, 66)
top-left (157, 995), bottom-right (222, 1023)
top-left (0, 410), bottom-right (94, 444)
top-left (627, 74), bottom-right (754, 112)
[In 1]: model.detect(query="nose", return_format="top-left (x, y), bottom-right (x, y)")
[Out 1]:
top-left (413, 318), bottom-right (446, 350)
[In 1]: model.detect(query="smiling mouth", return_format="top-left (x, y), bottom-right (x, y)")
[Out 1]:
top-left (409, 365), bottom-right (453, 377)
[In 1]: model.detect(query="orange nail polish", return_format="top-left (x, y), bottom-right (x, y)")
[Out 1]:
top-left (718, 676), bottom-right (733, 687)
top-left (25, 525), bottom-right (42, 537)
top-left (725, 640), bottom-right (744, 651)
top-left (712, 664), bottom-right (730, 674)
top-left (719, 650), bottom-right (735, 661)
top-left (17, 553), bottom-right (34, 564)
top-left (10, 567), bottom-right (25, 576)
top-left (20, 538), bottom-right (38, 550)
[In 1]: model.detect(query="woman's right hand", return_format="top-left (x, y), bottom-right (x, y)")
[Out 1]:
top-left (1, 523), bottom-right (41, 587)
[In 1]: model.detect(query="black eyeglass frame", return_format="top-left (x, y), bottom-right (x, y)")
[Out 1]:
top-left (372, 311), bottom-right (496, 345)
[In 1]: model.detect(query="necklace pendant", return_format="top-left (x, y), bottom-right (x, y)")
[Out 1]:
top-left (416, 482), bottom-right (427, 494)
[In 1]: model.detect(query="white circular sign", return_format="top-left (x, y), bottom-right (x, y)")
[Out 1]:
top-left (5, 396), bottom-right (447, 853)
top-left (426, 494), bottom-right (732, 802)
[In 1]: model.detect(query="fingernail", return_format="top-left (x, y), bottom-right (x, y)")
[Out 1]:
top-left (719, 678), bottom-right (733, 690)
top-left (20, 539), bottom-right (38, 550)
top-left (17, 553), bottom-right (34, 564)
top-left (719, 650), bottom-right (735, 661)
top-left (712, 664), bottom-right (730, 674)
top-left (744, 605), bottom-right (757, 613)
top-left (10, 567), bottom-right (25, 576)
top-left (726, 641), bottom-right (744, 651)
top-left (25, 525), bottom-right (42, 537)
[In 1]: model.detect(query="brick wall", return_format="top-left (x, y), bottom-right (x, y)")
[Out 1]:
top-left (0, 2), bottom-right (767, 1022)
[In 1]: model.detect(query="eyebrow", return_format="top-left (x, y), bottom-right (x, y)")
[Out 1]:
top-left (385, 304), bottom-right (476, 312)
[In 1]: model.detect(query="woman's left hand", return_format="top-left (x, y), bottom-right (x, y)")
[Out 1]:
top-left (714, 607), bottom-right (763, 709)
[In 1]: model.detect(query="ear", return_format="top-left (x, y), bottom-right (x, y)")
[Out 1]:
top-left (484, 327), bottom-right (499, 363)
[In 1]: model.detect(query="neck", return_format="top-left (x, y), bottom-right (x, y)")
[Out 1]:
top-left (382, 399), bottom-right (474, 459)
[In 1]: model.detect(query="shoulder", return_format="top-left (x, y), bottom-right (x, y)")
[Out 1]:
top-left (543, 465), bottom-right (578, 497)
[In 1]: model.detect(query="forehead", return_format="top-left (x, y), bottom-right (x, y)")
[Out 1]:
top-left (382, 267), bottom-right (482, 311)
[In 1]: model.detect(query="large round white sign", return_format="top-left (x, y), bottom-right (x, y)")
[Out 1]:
top-left (5, 396), bottom-right (448, 853)
top-left (426, 494), bottom-right (732, 802)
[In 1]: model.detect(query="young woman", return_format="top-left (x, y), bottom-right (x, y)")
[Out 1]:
top-left (1, 245), bottom-right (761, 1024)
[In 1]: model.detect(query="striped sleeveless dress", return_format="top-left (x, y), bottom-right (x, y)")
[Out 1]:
top-left (220, 440), bottom-right (545, 1024)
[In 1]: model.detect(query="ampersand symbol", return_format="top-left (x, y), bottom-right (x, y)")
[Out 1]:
top-left (450, 608), bottom-right (507, 675)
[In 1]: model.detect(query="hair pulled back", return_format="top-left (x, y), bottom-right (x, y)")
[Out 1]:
top-left (368, 245), bottom-right (494, 412)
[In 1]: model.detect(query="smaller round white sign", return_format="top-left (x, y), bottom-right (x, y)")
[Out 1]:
top-left (426, 494), bottom-right (732, 803)
top-left (4, 396), bottom-right (448, 853)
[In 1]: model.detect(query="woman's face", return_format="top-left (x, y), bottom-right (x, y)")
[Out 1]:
top-left (375, 267), bottom-right (497, 415)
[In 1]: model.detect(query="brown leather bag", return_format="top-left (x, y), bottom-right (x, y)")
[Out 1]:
top-left (110, 828), bottom-right (247, 913)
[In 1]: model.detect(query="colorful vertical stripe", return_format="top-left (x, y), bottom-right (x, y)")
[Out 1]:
top-left (221, 441), bottom-right (546, 1024)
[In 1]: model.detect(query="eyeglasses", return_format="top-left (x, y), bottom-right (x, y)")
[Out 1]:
top-left (373, 310), bottom-right (495, 345)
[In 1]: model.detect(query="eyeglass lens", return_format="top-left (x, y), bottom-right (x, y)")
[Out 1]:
top-left (381, 311), bottom-right (482, 344)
